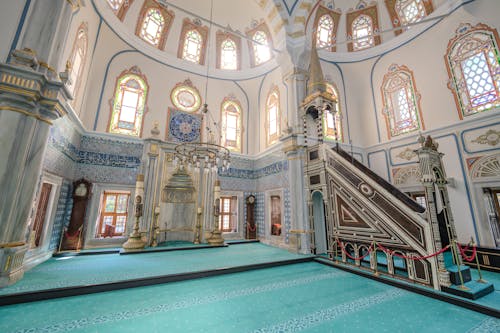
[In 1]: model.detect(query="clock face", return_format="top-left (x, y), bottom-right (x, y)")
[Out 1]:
top-left (247, 195), bottom-right (255, 204)
top-left (75, 183), bottom-right (87, 197)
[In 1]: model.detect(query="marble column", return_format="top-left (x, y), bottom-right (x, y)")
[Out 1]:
top-left (141, 138), bottom-right (162, 243)
top-left (283, 68), bottom-right (307, 133)
top-left (0, 0), bottom-right (76, 286)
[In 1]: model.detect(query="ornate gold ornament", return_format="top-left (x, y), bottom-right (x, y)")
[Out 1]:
top-left (472, 129), bottom-right (500, 146)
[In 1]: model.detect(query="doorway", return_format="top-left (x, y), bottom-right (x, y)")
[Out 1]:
top-left (312, 191), bottom-right (327, 254)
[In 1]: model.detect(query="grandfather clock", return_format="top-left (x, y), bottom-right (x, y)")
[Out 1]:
top-left (246, 195), bottom-right (256, 239)
top-left (60, 178), bottom-right (92, 251)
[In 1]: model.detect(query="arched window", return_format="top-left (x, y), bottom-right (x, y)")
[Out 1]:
top-left (178, 19), bottom-right (208, 65)
top-left (68, 23), bottom-right (88, 98)
top-left (107, 0), bottom-right (134, 20)
top-left (324, 83), bottom-right (343, 142)
top-left (221, 98), bottom-right (242, 152)
top-left (347, 2), bottom-right (381, 52)
top-left (381, 64), bottom-right (423, 138)
top-left (266, 88), bottom-right (280, 145)
top-left (182, 30), bottom-right (203, 63)
top-left (316, 14), bottom-right (334, 50)
top-left (445, 23), bottom-right (500, 118)
top-left (352, 15), bottom-right (375, 51)
top-left (395, 0), bottom-right (426, 26)
top-left (135, 0), bottom-right (173, 49)
top-left (252, 31), bottom-right (271, 66)
top-left (107, 0), bottom-right (124, 12)
top-left (140, 8), bottom-right (165, 47)
top-left (108, 67), bottom-right (148, 137)
top-left (216, 31), bottom-right (241, 70)
top-left (220, 39), bottom-right (237, 70)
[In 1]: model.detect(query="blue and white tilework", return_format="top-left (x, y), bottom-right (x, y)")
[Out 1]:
top-left (255, 192), bottom-right (266, 238)
top-left (49, 180), bottom-right (73, 251)
top-left (283, 188), bottom-right (291, 244)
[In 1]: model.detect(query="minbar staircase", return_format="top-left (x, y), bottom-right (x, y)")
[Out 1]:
top-left (306, 144), bottom-right (494, 299)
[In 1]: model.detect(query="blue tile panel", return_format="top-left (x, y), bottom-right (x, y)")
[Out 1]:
top-left (48, 180), bottom-right (73, 251)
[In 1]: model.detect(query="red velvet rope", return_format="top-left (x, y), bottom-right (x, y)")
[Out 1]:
top-left (339, 241), bottom-right (373, 261)
top-left (457, 243), bottom-right (477, 262)
top-left (377, 243), bottom-right (450, 261)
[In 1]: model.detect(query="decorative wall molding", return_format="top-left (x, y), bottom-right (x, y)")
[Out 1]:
top-left (471, 129), bottom-right (500, 147)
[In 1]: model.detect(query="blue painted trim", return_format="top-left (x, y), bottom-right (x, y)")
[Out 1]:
top-left (233, 80), bottom-right (250, 153)
top-left (281, 0), bottom-right (300, 16)
top-left (370, 56), bottom-right (383, 143)
top-left (367, 149), bottom-right (391, 181)
top-left (361, 0), bottom-right (477, 144)
top-left (320, 0), bottom-right (476, 65)
top-left (281, 75), bottom-right (289, 128)
top-left (372, 133), bottom-right (481, 244)
top-left (93, 50), bottom-right (135, 130)
top-left (434, 133), bottom-right (480, 244)
top-left (257, 73), bottom-right (268, 148)
top-left (460, 121), bottom-right (500, 154)
top-left (8, 0), bottom-right (32, 63)
top-left (90, 0), bottom-right (279, 82)
top-left (388, 141), bottom-right (419, 166)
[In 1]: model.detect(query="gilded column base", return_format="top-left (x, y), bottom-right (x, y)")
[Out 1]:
top-left (207, 230), bottom-right (224, 246)
top-left (122, 234), bottom-right (146, 251)
top-left (0, 243), bottom-right (28, 287)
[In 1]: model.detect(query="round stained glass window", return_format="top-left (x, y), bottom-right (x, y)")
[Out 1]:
top-left (170, 83), bottom-right (201, 112)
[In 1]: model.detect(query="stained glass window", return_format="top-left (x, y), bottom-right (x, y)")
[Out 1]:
top-left (182, 29), bottom-right (203, 63)
top-left (107, 0), bottom-right (124, 12)
top-left (395, 0), bottom-right (426, 26)
top-left (170, 81), bottom-right (201, 112)
top-left (109, 71), bottom-right (148, 137)
top-left (352, 15), bottom-right (375, 51)
top-left (221, 99), bottom-right (242, 152)
top-left (324, 83), bottom-right (343, 142)
top-left (316, 15), bottom-right (334, 50)
top-left (446, 24), bottom-right (500, 117)
top-left (220, 38), bottom-right (237, 70)
top-left (68, 24), bottom-right (88, 97)
top-left (382, 65), bottom-right (422, 137)
top-left (253, 31), bottom-right (271, 65)
top-left (139, 8), bottom-right (165, 47)
top-left (266, 89), bottom-right (280, 145)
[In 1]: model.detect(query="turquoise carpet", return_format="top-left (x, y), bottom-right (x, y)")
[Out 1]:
top-left (0, 243), bottom-right (311, 295)
top-left (0, 262), bottom-right (497, 333)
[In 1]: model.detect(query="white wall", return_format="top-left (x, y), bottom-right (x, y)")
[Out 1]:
top-left (0, 1), bottom-right (29, 62)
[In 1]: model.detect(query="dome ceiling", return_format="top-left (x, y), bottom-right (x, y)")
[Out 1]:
top-left (95, 0), bottom-right (456, 76)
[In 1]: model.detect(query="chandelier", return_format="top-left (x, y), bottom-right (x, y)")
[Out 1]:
top-left (173, 141), bottom-right (230, 173)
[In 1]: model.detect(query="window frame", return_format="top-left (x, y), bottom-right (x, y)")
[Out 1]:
top-left (381, 64), bottom-right (424, 138)
top-left (323, 83), bottom-right (343, 142)
top-left (177, 18), bottom-right (209, 65)
top-left (246, 22), bottom-right (274, 67)
top-left (220, 97), bottom-right (243, 152)
top-left (219, 196), bottom-right (238, 233)
top-left (96, 191), bottom-right (131, 238)
top-left (67, 22), bottom-right (88, 101)
top-left (108, 67), bottom-right (149, 137)
top-left (346, 3), bottom-right (381, 52)
top-left (135, 0), bottom-right (174, 50)
top-left (384, 0), bottom-right (433, 36)
top-left (216, 31), bottom-right (242, 70)
top-left (444, 23), bottom-right (500, 119)
top-left (313, 5), bottom-right (341, 53)
top-left (266, 87), bottom-right (281, 146)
